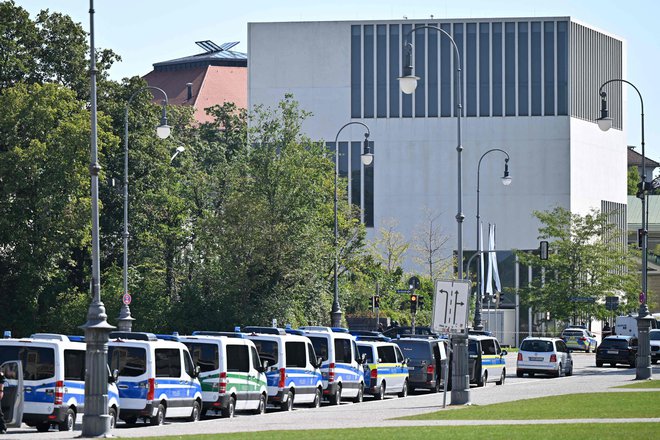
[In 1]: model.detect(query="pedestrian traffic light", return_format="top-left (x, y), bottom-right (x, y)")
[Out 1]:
top-left (410, 294), bottom-right (418, 313)
top-left (374, 295), bottom-right (380, 308)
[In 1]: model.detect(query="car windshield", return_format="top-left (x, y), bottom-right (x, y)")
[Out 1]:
top-left (600, 339), bottom-right (630, 349)
top-left (649, 332), bottom-right (660, 341)
top-left (562, 330), bottom-right (584, 337)
top-left (520, 340), bottom-right (554, 352)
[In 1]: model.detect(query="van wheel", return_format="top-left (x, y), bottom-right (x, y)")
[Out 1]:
top-left (150, 403), bottom-right (165, 425)
top-left (374, 381), bottom-right (385, 400)
top-left (596, 360), bottom-right (603, 367)
top-left (353, 383), bottom-right (364, 403)
top-left (309, 387), bottom-right (321, 408)
top-left (280, 390), bottom-right (294, 411)
top-left (329, 384), bottom-right (342, 405)
top-left (254, 393), bottom-right (267, 414)
top-left (189, 400), bottom-right (201, 422)
top-left (36, 423), bottom-right (50, 432)
top-left (58, 408), bottom-right (76, 431)
top-left (221, 397), bottom-right (236, 418)
top-left (398, 379), bottom-right (408, 398)
top-left (477, 371), bottom-right (487, 387)
top-left (109, 407), bottom-right (117, 429)
top-left (496, 369), bottom-right (506, 385)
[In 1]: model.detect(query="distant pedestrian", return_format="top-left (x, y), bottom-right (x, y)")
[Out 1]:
top-left (0, 370), bottom-right (6, 434)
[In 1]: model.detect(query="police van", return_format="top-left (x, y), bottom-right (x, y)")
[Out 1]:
top-left (107, 332), bottom-right (202, 425)
top-left (179, 332), bottom-right (268, 418)
top-left (300, 327), bottom-right (366, 404)
top-left (245, 327), bottom-right (323, 410)
top-left (356, 340), bottom-right (409, 399)
top-left (0, 333), bottom-right (120, 432)
top-left (469, 335), bottom-right (507, 386)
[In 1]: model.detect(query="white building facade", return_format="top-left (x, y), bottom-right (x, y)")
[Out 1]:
top-left (248, 18), bottom-right (628, 344)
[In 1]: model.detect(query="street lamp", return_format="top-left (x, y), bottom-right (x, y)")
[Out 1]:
top-left (598, 80), bottom-right (652, 380)
top-left (117, 86), bottom-right (172, 332)
top-left (170, 145), bottom-right (185, 163)
top-left (473, 149), bottom-right (511, 331)
top-left (398, 25), bottom-right (469, 405)
top-left (331, 122), bottom-right (372, 327)
top-left (81, 1), bottom-right (114, 436)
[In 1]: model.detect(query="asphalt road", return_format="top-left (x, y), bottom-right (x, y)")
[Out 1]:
top-left (4, 352), bottom-right (659, 439)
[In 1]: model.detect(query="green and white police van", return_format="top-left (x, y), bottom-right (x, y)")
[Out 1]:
top-left (180, 333), bottom-right (268, 418)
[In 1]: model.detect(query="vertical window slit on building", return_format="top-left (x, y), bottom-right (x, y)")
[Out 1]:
top-left (364, 142), bottom-right (375, 228)
top-left (363, 25), bottom-right (375, 118)
top-left (376, 24), bottom-right (387, 118)
top-left (453, 22), bottom-right (464, 117)
top-left (505, 22), bottom-right (516, 116)
top-left (530, 21), bottom-right (542, 116)
top-left (557, 21), bottom-right (568, 115)
top-left (389, 24), bottom-right (400, 118)
top-left (440, 23), bottom-right (452, 117)
top-left (402, 23), bottom-right (413, 117)
top-left (543, 21), bottom-right (555, 116)
top-left (492, 22), bottom-right (503, 116)
top-left (414, 24), bottom-right (426, 117)
top-left (466, 22), bottom-right (477, 117)
top-left (351, 142), bottom-right (362, 207)
top-left (351, 25), bottom-right (361, 118)
top-left (479, 22), bottom-right (490, 117)
top-left (517, 21), bottom-right (529, 116)
top-left (428, 24), bottom-right (439, 117)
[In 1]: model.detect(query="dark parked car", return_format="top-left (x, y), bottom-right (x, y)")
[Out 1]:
top-left (382, 326), bottom-right (439, 339)
top-left (393, 337), bottom-right (447, 392)
top-left (596, 335), bottom-right (638, 367)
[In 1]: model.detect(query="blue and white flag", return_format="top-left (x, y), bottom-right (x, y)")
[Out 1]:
top-left (486, 223), bottom-right (502, 295)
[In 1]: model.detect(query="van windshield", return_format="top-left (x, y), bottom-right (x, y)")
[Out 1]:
top-left (108, 346), bottom-right (147, 377)
top-left (520, 340), bottom-right (553, 352)
top-left (0, 345), bottom-right (55, 380)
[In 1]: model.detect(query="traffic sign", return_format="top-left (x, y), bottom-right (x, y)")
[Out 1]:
top-left (568, 296), bottom-right (595, 303)
top-left (431, 279), bottom-right (470, 334)
top-left (122, 293), bottom-right (132, 305)
top-left (396, 289), bottom-right (411, 294)
top-left (408, 276), bottom-right (421, 290)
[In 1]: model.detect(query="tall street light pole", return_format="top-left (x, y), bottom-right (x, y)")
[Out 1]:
top-left (474, 149), bottom-right (511, 331)
top-left (398, 25), bottom-right (470, 404)
top-left (118, 87), bottom-right (172, 332)
top-left (331, 122), bottom-right (373, 328)
top-left (597, 80), bottom-right (652, 380)
top-left (81, 0), bottom-right (115, 436)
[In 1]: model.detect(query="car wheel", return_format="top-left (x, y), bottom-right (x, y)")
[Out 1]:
top-left (398, 379), bottom-right (408, 398)
top-left (586, 345), bottom-right (591, 353)
top-left (516, 370), bottom-right (523, 378)
top-left (353, 383), bottom-right (364, 403)
top-left (496, 369), bottom-right (505, 385)
top-left (254, 393), bottom-right (267, 415)
top-left (109, 407), bottom-right (117, 430)
top-left (477, 371), bottom-right (487, 387)
top-left (222, 396), bottom-right (236, 417)
top-left (653, 359), bottom-right (658, 365)
top-left (596, 360), bottom-right (603, 367)
top-left (309, 387), bottom-right (321, 408)
top-left (433, 376), bottom-right (442, 393)
top-left (280, 390), bottom-right (294, 411)
top-left (189, 400), bottom-right (201, 422)
top-left (58, 408), bottom-right (76, 431)
top-left (629, 357), bottom-right (637, 368)
top-left (150, 403), bottom-right (165, 425)
top-left (566, 362), bottom-right (573, 376)
top-left (374, 381), bottom-right (385, 400)
top-left (330, 384), bottom-right (342, 405)
top-left (554, 363), bottom-right (562, 378)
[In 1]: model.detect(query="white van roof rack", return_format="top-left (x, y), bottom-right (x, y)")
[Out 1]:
top-left (30, 333), bottom-right (70, 342)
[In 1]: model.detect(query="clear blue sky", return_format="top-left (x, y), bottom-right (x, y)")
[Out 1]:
top-left (16, 0), bottom-right (660, 166)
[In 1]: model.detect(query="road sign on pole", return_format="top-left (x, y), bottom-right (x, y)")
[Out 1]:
top-left (122, 293), bottom-right (132, 305)
top-left (431, 279), bottom-right (470, 334)
top-left (396, 289), bottom-right (411, 294)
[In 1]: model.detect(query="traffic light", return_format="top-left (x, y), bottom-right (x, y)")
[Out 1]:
top-left (374, 295), bottom-right (380, 308)
top-left (410, 294), bottom-right (418, 313)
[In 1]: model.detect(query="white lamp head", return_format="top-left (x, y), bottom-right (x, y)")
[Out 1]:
top-left (398, 75), bottom-right (420, 95)
top-left (156, 124), bottom-right (171, 139)
top-left (361, 134), bottom-right (373, 166)
top-left (597, 91), bottom-right (613, 132)
top-left (501, 159), bottom-right (512, 186)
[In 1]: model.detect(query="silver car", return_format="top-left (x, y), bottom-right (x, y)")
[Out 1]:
top-left (516, 337), bottom-right (573, 378)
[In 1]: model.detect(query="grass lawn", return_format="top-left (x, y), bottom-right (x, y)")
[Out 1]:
top-left (615, 380), bottom-right (660, 389)
top-left (399, 392), bottom-right (659, 420)
top-left (132, 423), bottom-right (660, 440)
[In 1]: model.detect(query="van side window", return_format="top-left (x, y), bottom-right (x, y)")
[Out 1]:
top-left (358, 346), bottom-right (373, 363)
top-left (285, 341), bottom-right (307, 368)
top-left (184, 350), bottom-right (195, 377)
top-left (64, 349), bottom-right (85, 381)
top-left (334, 338), bottom-right (352, 363)
top-left (108, 346), bottom-right (146, 377)
top-left (481, 339), bottom-right (497, 355)
top-left (394, 346), bottom-right (404, 363)
top-left (227, 345), bottom-right (250, 372)
top-left (155, 348), bottom-right (182, 378)
top-left (308, 336), bottom-right (329, 361)
top-left (185, 342), bottom-right (219, 372)
top-left (493, 339), bottom-right (502, 355)
top-left (377, 346), bottom-right (396, 363)
top-left (251, 346), bottom-right (262, 370)
top-left (307, 343), bottom-right (317, 366)
top-left (352, 340), bottom-right (360, 363)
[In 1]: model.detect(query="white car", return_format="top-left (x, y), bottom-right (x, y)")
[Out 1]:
top-left (517, 337), bottom-right (573, 378)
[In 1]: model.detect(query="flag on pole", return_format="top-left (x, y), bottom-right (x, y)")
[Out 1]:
top-left (479, 221), bottom-right (484, 298)
top-left (486, 223), bottom-right (493, 296)
top-left (490, 224), bottom-right (502, 293)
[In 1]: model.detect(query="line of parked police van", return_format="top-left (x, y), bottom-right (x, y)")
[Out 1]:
top-left (0, 326), bottom-right (509, 432)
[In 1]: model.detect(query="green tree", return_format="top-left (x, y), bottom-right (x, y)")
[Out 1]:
top-left (516, 207), bottom-right (639, 324)
top-left (0, 82), bottom-right (118, 335)
top-left (628, 166), bottom-right (640, 196)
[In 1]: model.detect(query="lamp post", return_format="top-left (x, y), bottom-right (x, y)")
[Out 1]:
top-left (170, 145), bottom-right (185, 163)
top-left (331, 122), bottom-right (372, 327)
top-left (474, 149), bottom-right (511, 331)
top-left (597, 79), bottom-right (652, 380)
top-left (117, 87), bottom-right (171, 332)
top-left (398, 25), bottom-right (469, 405)
top-left (81, 1), bottom-right (114, 436)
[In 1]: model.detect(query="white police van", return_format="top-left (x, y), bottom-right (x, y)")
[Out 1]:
top-left (245, 327), bottom-right (323, 410)
top-left (107, 332), bottom-right (202, 425)
top-left (179, 332), bottom-right (268, 418)
top-left (300, 327), bottom-right (366, 404)
top-left (0, 333), bottom-right (120, 432)
top-left (356, 340), bottom-right (409, 399)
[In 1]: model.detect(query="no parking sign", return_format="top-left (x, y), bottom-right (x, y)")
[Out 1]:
top-left (122, 293), bottom-right (132, 305)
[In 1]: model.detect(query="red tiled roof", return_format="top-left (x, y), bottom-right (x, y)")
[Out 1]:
top-left (143, 66), bottom-right (247, 124)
